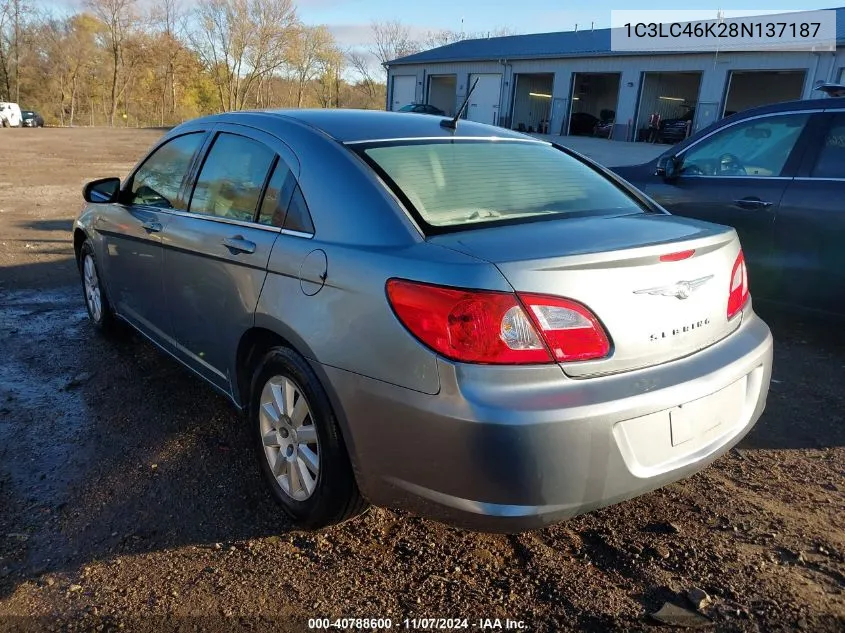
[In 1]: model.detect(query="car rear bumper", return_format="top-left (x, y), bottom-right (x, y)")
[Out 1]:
top-left (320, 307), bottom-right (772, 532)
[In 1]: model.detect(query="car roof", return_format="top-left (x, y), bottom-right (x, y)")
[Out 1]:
top-left (729, 97), bottom-right (845, 117)
top-left (197, 108), bottom-right (532, 144)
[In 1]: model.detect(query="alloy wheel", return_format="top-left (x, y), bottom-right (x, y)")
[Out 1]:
top-left (258, 375), bottom-right (321, 501)
top-left (83, 254), bottom-right (102, 322)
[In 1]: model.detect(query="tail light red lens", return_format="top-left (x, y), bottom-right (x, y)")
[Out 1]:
top-left (519, 293), bottom-right (612, 362)
top-left (659, 249), bottom-right (695, 262)
top-left (727, 250), bottom-right (749, 319)
top-left (386, 279), bottom-right (611, 365)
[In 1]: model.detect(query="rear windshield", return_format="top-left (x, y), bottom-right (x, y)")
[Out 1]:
top-left (360, 140), bottom-right (644, 231)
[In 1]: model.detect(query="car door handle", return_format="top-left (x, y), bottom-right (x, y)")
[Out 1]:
top-left (222, 236), bottom-right (256, 254)
top-left (141, 220), bottom-right (162, 233)
top-left (733, 198), bottom-right (773, 210)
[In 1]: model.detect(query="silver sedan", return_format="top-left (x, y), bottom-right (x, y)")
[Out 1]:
top-left (73, 109), bottom-right (773, 532)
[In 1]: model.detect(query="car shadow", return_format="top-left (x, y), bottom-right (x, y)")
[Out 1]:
top-left (1, 260), bottom-right (304, 601)
top-left (739, 303), bottom-right (845, 451)
top-left (19, 219), bottom-right (74, 232)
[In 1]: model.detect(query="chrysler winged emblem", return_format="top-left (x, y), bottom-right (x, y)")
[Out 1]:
top-left (633, 275), bottom-right (714, 300)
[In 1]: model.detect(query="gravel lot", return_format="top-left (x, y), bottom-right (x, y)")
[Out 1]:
top-left (0, 128), bottom-right (842, 633)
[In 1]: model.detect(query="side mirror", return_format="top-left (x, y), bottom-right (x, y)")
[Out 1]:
top-left (655, 155), bottom-right (680, 181)
top-left (83, 177), bottom-right (121, 203)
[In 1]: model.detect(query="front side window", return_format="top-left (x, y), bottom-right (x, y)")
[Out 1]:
top-left (810, 113), bottom-right (845, 179)
top-left (129, 132), bottom-right (205, 209)
top-left (679, 113), bottom-right (810, 178)
top-left (360, 140), bottom-right (643, 231)
top-left (190, 133), bottom-right (275, 222)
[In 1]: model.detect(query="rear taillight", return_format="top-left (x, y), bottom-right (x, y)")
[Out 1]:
top-left (519, 293), bottom-right (611, 362)
top-left (727, 250), bottom-right (749, 319)
top-left (385, 279), bottom-right (610, 365)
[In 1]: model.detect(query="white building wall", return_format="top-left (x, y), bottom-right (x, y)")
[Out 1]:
top-left (387, 47), bottom-right (845, 138)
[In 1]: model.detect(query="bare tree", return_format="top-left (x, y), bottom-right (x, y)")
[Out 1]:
top-left (193, 0), bottom-right (297, 112)
top-left (87, 0), bottom-right (136, 126)
top-left (288, 24), bottom-right (332, 108)
top-left (370, 20), bottom-right (419, 76)
top-left (421, 25), bottom-right (518, 51)
top-left (150, 0), bottom-right (188, 122)
top-left (0, 0), bottom-right (25, 101)
top-left (314, 41), bottom-right (343, 108)
top-left (0, 1), bottom-right (12, 99)
top-left (347, 49), bottom-right (378, 99)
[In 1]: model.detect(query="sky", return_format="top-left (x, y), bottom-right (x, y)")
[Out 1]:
top-left (48, 0), bottom-right (845, 50)
top-left (294, 1), bottom-right (845, 49)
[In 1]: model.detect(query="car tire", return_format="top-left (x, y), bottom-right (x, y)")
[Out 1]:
top-left (79, 239), bottom-right (122, 337)
top-left (250, 347), bottom-right (367, 530)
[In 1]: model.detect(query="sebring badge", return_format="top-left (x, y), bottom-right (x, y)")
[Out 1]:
top-left (633, 275), bottom-right (714, 300)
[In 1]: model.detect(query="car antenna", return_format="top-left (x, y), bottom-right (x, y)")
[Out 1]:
top-left (441, 78), bottom-right (479, 130)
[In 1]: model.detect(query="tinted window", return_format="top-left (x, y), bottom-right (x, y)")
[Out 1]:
top-left (257, 161), bottom-right (297, 228)
top-left (398, 105), bottom-right (414, 112)
top-left (680, 113), bottom-right (809, 177)
top-left (811, 114), bottom-right (845, 179)
top-left (190, 133), bottom-right (275, 222)
top-left (129, 133), bottom-right (204, 208)
top-left (362, 140), bottom-right (642, 229)
top-left (284, 185), bottom-right (315, 234)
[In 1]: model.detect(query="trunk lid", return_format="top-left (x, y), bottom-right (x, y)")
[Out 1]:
top-left (430, 213), bottom-right (743, 378)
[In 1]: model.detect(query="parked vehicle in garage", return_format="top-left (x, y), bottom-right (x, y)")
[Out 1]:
top-left (569, 111), bottom-right (599, 136)
top-left (614, 98), bottom-right (845, 316)
top-left (21, 110), bottom-right (44, 127)
top-left (593, 109), bottom-right (616, 139)
top-left (398, 103), bottom-right (446, 116)
top-left (73, 109), bottom-right (772, 532)
top-left (657, 107), bottom-right (695, 144)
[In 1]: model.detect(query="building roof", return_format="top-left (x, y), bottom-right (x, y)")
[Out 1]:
top-left (389, 7), bottom-right (845, 66)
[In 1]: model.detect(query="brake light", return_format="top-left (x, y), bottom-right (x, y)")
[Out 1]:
top-left (660, 249), bottom-right (695, 262)
top-left (385, 279), bottom-right (610, 365)
top-left (727, 250), bottom-right (749, 319)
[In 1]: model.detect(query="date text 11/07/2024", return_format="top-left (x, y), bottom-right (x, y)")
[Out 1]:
top-left (308, 618), bottom-right (529, 630)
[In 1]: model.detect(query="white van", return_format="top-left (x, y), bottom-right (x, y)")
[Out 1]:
top-left (0, 102), bottom-right (22, 127)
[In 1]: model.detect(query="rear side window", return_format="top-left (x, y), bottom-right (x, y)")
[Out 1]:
top-left (257, 161), bottom-right (297, 228)
top-left (361, 140), bottom-right (642, 230)
top-left (811, 114), bottom-right (845, 179)
top-left (190, 133), bottom-right (275, 222)
top-left (129, 132), bottom-right (205, 209)
top-left (285, 186), bottom-right (315, 234)
top-left (255, 162), bottom-right (314, 234)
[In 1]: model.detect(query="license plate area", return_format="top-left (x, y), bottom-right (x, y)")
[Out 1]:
top-left (669, 378), bottom-right (745, 447)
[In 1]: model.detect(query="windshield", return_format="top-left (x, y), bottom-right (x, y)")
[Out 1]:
top-left (398, 105), bottom-right (415, 112)
top-left (360, 140), bottom-right (644, 231)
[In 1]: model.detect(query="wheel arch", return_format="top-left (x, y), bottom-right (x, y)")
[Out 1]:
top-left (234, 321), bottom-right (363, 485)
top-left (73, 227), bottom-right (89, 269)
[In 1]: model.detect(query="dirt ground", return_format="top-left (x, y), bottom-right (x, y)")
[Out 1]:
top-left (0, 128), bottom-right (842, 633)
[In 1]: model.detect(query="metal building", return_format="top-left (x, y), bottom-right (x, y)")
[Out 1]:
top-left (385, 8), bottom-right (845, 141)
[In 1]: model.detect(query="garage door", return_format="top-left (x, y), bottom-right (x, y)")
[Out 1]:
top-left (391, 75), bottom-right (416, 111)
top-left (467, 74), bottom-right (502, 125)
